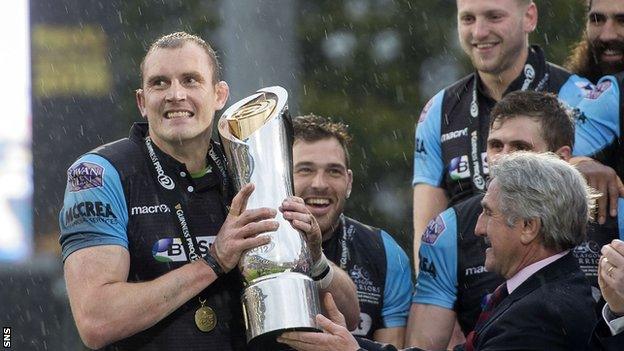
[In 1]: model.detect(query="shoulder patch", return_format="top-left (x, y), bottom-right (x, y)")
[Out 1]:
top-left (586, 80), bottom-right (612, 100)
top-left (418, 97), bottom-right (434, 124)
top-left (575, 80), bottom-right (594, 94)
top-left (422, 216), bottom-right (446, 245)
top-left (68, 161), bottom-right (105, 192)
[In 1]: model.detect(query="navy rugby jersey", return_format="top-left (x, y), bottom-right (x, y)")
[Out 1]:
top-left (59, 123), bottom-right (247, 351)
top-left (413, 46), bottom-right (620, 205)
top-left (322, 216), bottom-right (412, 339)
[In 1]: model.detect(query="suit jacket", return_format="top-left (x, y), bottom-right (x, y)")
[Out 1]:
top-left (468, 252), bottom-right (596, 351)
top-left (589, 317), bottom-right (624, 350)
top-left (358, 252), bottom-right (597, 351)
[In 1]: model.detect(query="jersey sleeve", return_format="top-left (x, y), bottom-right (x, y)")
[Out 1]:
top-left (412, 90), bottom-right (445, 187)
top-left (412, 208), bottom-right (458, 310)
top-left (379, 230), bottom-right (413, 328)
top-left (564, 75), bottom-right (620, 157)
top-left (59, 154), bottom-right (129, 261)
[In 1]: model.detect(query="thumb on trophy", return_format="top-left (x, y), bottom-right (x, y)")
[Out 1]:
top-left (319, 293), bottom-right (346, 329)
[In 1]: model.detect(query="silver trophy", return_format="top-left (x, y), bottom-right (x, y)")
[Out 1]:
top-left (218, 86), bottom-right (321, 348)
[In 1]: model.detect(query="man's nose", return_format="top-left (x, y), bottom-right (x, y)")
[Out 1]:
top-left (166, 80), bottom-right (187, 102)
top-left (473, 17), bottom-right (490, 41)
top-left (311, 172), bottom-right (328, 189)
top-left (475, 211), bottom-right (487, 238)
top-left (599, 19), bottom-right (619, 42)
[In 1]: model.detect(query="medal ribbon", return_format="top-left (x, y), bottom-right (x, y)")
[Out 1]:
top-left (143, 136), bottom-right (229, 262)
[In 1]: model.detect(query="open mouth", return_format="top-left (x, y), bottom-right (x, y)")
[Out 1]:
top-left (602, 49), bottom-right (624, 62)
top-left (164, 110), bottom-right (194, 119)
top-left (473, 42), bottom-right (499, 51)
top-left (304, 198), bottom-right (332, 209)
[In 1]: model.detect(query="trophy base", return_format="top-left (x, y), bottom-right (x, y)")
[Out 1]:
top-left (247, 327), bottom-right (319, 351)
top-left (242, 271), bottom-right (321, 345)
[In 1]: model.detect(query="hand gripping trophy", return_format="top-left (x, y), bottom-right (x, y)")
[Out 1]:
top-left (218, 86), bottom-right (321, 348)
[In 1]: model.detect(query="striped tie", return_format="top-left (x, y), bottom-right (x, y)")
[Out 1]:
top-left (464, 283), bottom-right (508, 351)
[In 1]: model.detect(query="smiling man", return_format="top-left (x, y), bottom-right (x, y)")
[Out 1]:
top-left (407, 90), bottom-right (624, 349)
top-left (279, 151), bottom-right (600, 351)
top-left (412, 0), bottom-right (621, 284)
top-left (567, 0), bottom-right (624, 84)
top-left (566, 0), bottom-right (624, 189)
top-left (59, 32), bottom-right (358, 350)
top-left (292, 115), bottom-right (412, 348)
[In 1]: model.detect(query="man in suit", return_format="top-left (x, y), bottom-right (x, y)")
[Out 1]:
top-left (409, 91), bottom-right (624, 350)
top-left (278, 152), bottom-right (598, 351)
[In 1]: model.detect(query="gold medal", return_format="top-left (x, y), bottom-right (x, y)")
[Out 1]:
top-left (195, 298), bottom-right (217, 332)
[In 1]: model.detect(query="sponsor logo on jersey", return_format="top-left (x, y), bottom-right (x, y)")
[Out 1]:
top-left (67, 162), bottom-right (104, 192)
top-left (441, 127), bottom-right (468, 143)
top-left (575, 81), bottom-right (594, 93)
top-left (350, 264), bottom-right (381, 295)
top-left (422, 216), bottom-right (445, 245)
top-left (152, 235), bottom-right (215, 262)
top-left (465, 265), bottom-right (486, 276)
top-left (351, 313), bottom-right (373, 337)
top-left (420, 256), bottom-right (437, 279)
top-left (130, 204), bottom-right (170, 216)
top-left (573, 240), bottom-right (602, 274)
top-left (64, 201), bottom-right (118, 226)
top-left (145, 137), bottom-right (175, 190)
top-left (572, 107), bottom-right (588, 124)
top-left (470, 131), bottom-right (486, 190)
top-left (418, 98), bottom-right (434, 123)
top-left (481, 152), bottom-right (489, 175)
top-left (586, 80), bottom-right (612, 100)
top-left (448, 155), bottom-right (470, 180)
top-left (415, 138), bottom-right (427, 155)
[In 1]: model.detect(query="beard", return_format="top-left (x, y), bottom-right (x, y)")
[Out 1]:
top-left (589, 38), bottom-right (624, 76)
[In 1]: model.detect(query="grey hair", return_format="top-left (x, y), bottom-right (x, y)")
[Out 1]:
top-left (490, 152), bottom-right (599, 251)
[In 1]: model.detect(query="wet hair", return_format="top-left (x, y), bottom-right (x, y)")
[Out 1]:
top-left (489, 91), bottom-right (575, 151)
top-left (491, 152), bottom-right (598, 251)
top-left (292, 114), bottom-right (352, 168)
top-left (140, 31), bottom-right (222, 84)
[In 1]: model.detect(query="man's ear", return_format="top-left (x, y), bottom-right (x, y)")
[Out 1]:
top-left (214, 81), bottom-right (230, 110)
top-left (555, 146), bottom-right (572, 161)
top-left (519, 217), bottom-right (541, 245)
top-left (523, 2), bottom-right (538, 33)
top-left (136, 88), bottom-right (147, 119)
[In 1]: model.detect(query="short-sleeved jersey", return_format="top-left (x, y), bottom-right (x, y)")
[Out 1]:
top-left (59, 123), bottom-right (247, 351)
top-left (413, 45), bottom-right (620, 205)
top-left (322, 216), bottom-right (412, 339)
top-left (591, 72), bottom-right (624, 180)
top-left (412, 194), bottom-right (624, 334)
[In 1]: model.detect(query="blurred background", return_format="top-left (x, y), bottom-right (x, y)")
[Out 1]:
top-left (1, 0), bottom-right (586, 349)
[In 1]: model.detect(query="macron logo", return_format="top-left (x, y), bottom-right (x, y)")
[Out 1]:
top-left (131, 204), bottom-right (170, 215)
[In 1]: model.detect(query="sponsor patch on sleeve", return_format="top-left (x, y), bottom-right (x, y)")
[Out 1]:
top-left (585, 80), bottom-right (612, 100)
top-left (418, 97), bottom-right (434, 123)
top-left (422, 215), bottom-right (446, 245)
top-left (67, 162), bottom-right (105, 192)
